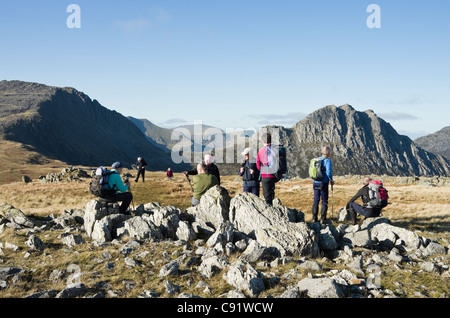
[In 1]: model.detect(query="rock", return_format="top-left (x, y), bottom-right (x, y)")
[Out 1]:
top-left (164, 280), bottom-right (181, 294)
top-left (297, 260), bottom-right (323, 272)
top-left (337, 207), bottom-right (352, 223)
top-left (239, 240), bottom-right (268, 263)
top-left (318, 226), bottom-right (338, 250)
top-left (360, 217), bottom-right (392, 230)
top-left (371, 223), bottom-right (397, 249)
top-left (0, 267), bottom-right (23, 279)
top-left (343, 229), bottom-right (372, 248)
top-left (0, 204), bottom-right (36, 228)
top-left (187, 186), bottom-right (231, 230)
top-left (223, 260), bottom-right (265, 297)
top-left (159, 260), bottom-right (179, 277)
top-left (420, 261), bottom-right (437, 273)
top-left (388, 248), bottom-right (404, 263)
top-left (119, 216), bottom-right (163, 240)
top-left (229, 192), bottom-right (318, 257)
top-left (22, 175), bottom-right (32, 183)
top-left (56, 283), bottom-right (87, 298)
top-left (297, 277), bottom-right (345, 298)
top-left (144, 204), bottom-right (183, 239)
top-left (176, 220), bottom-right (197, 241)
top-left (198, 255), bottom-right (229, 279)
top-left (206, 221), bottom-right (234, 247)
top-left (371, 223), bottom-right (422, 250)
top-left (423, 242), bottom-right (447, 256)
top-left (25, 235), bottom-right (46, 251)
top-left (61, 234), bottom-right (84, 248)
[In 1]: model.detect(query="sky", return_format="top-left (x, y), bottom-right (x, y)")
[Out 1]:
top-left (0, 0), bottom-right (449, 139)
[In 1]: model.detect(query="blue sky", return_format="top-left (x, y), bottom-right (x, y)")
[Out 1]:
top-left (1, 1), bottom-right (448, 139)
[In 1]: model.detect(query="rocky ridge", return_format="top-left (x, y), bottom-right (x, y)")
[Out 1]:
top-left (1, 186), bottom-right (449, 298)
top-left (266, 105), bottom-right (449, 178)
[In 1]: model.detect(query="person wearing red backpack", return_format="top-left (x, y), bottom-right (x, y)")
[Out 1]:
top-left (346, 177), bottom-right (385, 224)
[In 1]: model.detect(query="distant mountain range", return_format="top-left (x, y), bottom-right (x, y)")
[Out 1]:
top-left (1, 80), bottom-right (448, 177)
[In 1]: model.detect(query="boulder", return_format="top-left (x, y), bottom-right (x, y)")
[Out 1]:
top-left (187, 186), bottom-right (231, 230)
top-left (370, 223), bottom-right (422, 250)
top-left (0, 204), bottom-right (36, 228)
top-left (229, 193), bottom-right (318, 257)
top-left (223, 260), bottom-right (265, 297)
top-left (297, 277), bottom-right (345, 298)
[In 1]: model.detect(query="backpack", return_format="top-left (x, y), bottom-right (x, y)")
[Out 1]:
top-left (260, 145), bottom-right (287, 182)
top-left (309, 158), bottom-right (324, 181)
top-left (89, 167), bottom-right (116, 198)
top-left (366, 180), bottom-right (389, 209)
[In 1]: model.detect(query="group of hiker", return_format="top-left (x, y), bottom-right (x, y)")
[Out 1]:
top-left (91, 133), bottom-right (389, 225)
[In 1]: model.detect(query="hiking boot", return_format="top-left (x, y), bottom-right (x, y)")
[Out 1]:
top-left (348, 208), bottom-right (358, 225)
top-left (311, 204), bottom-right (319, 223)
top-left (320, 205), bottom-right (328, 224)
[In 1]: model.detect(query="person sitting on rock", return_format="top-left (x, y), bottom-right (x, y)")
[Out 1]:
top-left (102, 162), bottom-right (133, 215)
top-left (191, 162), bottom-right (218, 206)
top-left (346, 177), bottom-right (383, 224)
top-left (183, 154), bottom-right (221, 185)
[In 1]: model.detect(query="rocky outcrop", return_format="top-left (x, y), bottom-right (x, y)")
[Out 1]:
top-left (0, 187), bottom-right (449, 298)
top-left (249, 105), bottom-right (449, 177)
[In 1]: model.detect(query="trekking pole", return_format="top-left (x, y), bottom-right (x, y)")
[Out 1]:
top-left (185, 174), bottom-right (194, 192)
top-left (125, 178), bottom-right (135, 211)
top-left (331, 184), bottom-right (334, 220)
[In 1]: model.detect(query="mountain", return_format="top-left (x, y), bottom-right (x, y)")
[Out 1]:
top-left (269, 104), bottom-right (449, 177)
top-left (0, 80), bottom-right (189, 171)
top-left (129, 104), bottom-right (449, 177)
top-left (414, 126), bottom-right (450, 160)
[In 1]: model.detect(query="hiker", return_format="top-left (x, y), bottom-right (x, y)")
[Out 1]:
top-left (190, 162), bottom-right (219, 206)
top-left (166, 168), bottom-right (173, 178)
top-left (311, 146), bottom-right (334, 224)
top-left (346, 177), bottom-right (384, 224)
top-left (135, 157), bottom-right (147, 183)
top-left (183, 154), bottom-right (221, 185)
top-left (102, 162), bottom-right (133, 215)
top-left (256, 132), bottom-right (277, 206)
top-left (239, 148), bottom-right (260, 196)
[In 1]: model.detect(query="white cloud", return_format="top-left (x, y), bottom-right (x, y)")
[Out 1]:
top-left (113, 8), bottom-right (171, 33)
top-left (379, 112), bottom-right (419, 121)
top-left (251, 112), bottom-right (307, 127)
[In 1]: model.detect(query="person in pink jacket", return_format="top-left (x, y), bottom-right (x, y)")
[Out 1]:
top-left (256, 132), bottom-right (277, 206)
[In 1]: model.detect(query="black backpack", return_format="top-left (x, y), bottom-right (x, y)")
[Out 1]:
top-left (89, 167), bottom-right (116, 198)
top-left (276, 145), bottom-right (287, 181)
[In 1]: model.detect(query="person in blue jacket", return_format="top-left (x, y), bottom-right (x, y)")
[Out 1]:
top-left (105, 161), bottom-right (133, 215)
top-left (312, 146), bottom-right (334, 224)
top-left (239, 148), bottom-right (260, 196)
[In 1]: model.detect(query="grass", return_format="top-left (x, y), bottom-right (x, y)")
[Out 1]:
top-left (0, 165), bottom-right (449, 298)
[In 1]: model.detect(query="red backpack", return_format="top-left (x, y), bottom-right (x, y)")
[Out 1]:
top-left (366, 180), bottom-right (389, 208)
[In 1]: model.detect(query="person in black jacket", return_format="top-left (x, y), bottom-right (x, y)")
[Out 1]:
top-left (183, 154), bottom-right (221, 185)
top-left (346, 177), bottom-right (383, 224)
top-left (239, 148), bottom-right (260, 196)
top-left (135, 157), bottom-right (147, 183)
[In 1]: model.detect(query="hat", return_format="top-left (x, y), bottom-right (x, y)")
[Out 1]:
top-left (204, 154), bottom-right (214, 164)
top-left (242, 148), bottom-right (252, 156)
top-left (111, 162), bottom-right (123, 169)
